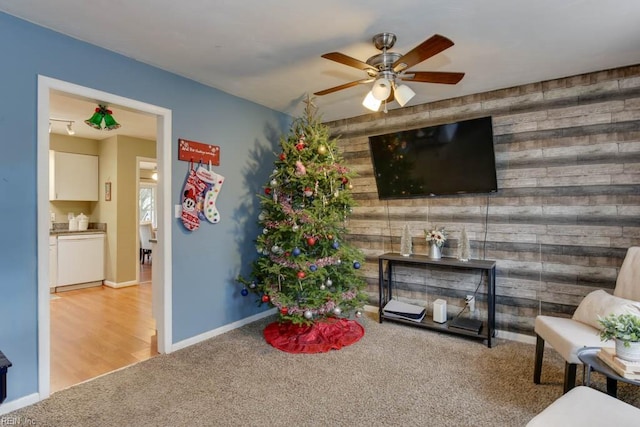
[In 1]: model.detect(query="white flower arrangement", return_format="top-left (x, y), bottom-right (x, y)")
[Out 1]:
top-left (424, 227), bottom-right (447, 247)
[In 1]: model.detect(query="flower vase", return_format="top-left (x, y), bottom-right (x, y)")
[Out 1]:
top-left (615, 339), bottom-right (640, 362)
top-left (429, 242), bottom-right (442, 260)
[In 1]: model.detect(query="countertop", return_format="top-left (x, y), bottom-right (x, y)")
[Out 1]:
top-left (50, 222), bottom-right (106, 235)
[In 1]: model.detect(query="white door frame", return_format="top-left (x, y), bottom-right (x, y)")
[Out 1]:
top-left (37, 75), bottom-right (173, 399)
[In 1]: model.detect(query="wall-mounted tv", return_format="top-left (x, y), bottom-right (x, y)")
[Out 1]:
top-left (368, 116), bottom-right (498, 199)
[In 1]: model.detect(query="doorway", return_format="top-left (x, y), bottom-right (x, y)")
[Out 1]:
top-left (37, 76), bottom-right (173, 398)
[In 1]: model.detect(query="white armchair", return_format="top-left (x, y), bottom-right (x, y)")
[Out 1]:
top-left (533, 247), bottom-right (640, 393)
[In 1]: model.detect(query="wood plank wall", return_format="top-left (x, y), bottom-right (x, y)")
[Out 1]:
top-left (326, 65), bottom-right (640, 335)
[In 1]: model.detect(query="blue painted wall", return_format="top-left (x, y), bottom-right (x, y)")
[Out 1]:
top-left (0, 12), bottom-right (289, 402)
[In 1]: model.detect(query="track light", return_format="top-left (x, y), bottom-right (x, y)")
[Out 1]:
top-left (49, 118), bottom-right (76, 136)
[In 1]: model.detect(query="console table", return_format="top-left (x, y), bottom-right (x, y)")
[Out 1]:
top-left (378, 252), bottom-right (496, 348)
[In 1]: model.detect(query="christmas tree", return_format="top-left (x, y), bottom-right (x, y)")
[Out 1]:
top-left (400, 224), bottom-right (412, 256)
top-left (238, 96), bottom-right (368, 340)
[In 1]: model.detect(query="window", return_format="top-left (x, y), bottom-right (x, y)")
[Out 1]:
top-left (139, 183), bottom-right (157, 228)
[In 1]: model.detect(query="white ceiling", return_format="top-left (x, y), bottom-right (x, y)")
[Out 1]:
top-left (3, 0), bottom-right (640, 129)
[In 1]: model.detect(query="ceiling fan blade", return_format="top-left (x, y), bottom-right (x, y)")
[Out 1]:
top-left (321, 52), bottom-right (377, 71)
top-left (314, 79), bottom-right (373, 96)
top-left (392, 34), bottom-right (454, 72)
top-left (401, 71), bottom-right (465, 84)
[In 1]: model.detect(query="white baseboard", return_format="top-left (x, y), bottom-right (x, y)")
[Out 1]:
top-left (103, 280), bottom-right (138, 288)
top-left (0, 393), bottom-right (40, 416)
top-left (171, 308), bottom-right (277, 352)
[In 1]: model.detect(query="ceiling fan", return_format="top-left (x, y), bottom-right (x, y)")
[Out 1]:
top-left (314, 32), bottom-right (465, 111)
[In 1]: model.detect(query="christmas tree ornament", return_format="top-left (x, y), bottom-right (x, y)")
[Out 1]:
top-left (258, 211), bottom-right (267, 221)
top-left (341, 177), bottom-right (349, 184)
top-left (317, 145), bottom-right (327, 155)
top-left (353, 261), bottom-right (361, 269)
top-left (279, 153), bottom-right (286, 161)
top-left (320, 283), bottom-right (326, 290)
top-left (332, 241), bottom-right (340, 249)
top-left (348, 184), bottom-right (353, 190)
top-left (303, 187), bottom-right (313, 197)
top-left (296, 141), bottom-right (305, 151)
top-left (326, 278), bottom-right (333, 286)
top-left (295, 160), bottom-right (306, 176)
top-left (292, 224), bottom-right (300, 232)
top-left (297, 271), bottom-right (306, 279)
top-left (261, 294), bottom-right (270, 303)
top-left (307, 237), bottom-right (316, 246)
top-left (292, 247), bottom-right (301, 256)
top-left (309, 264), bottom-right (317, 272)
top-left (333, 307), bottom-right (342, 315)
top-left (304, 310), bottom-right (313, 320)
top-left (270, 179), bottom-right (278, 186)
top-left (280, 307), bottom-right (289, 315)
top-left (241, 288), bottom-right (249, 296)
top-left (327, 234), bottom-right (334, 240)
top-left (249, 281), bottom-right (257, 289)
top-left (356, 311), bottom-right (362, 318)
top-left (264, 187), bottom-right (272, 195)
top-left (262, 228), bottom-right (269, 234)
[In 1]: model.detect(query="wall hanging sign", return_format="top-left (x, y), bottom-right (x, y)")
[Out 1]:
top-left (178, 138), bottom-right (220, 165)
top-left (105, 181), bottom-right (112, 201)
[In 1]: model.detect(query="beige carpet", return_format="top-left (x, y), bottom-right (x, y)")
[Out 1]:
top-left (7, 314), bottom-right (640, 426)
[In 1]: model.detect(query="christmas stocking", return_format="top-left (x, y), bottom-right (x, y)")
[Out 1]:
top-left (195, 166), bottom-right (216, 221)
top-left (204, 173), bottom-right (225, 223)
top-left (181, 165), bottom-right (209, 231)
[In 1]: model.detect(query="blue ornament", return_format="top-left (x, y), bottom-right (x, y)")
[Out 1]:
top-left (310, 264), bottom-right (317, 272)
top-left (353, 261), bottom-right (361, 269)
top-left (332, 241), bottom-right (340, 249)
top-left (292, 247), bottom-right (301, 257)
top-left (241, 288), bottom-right (249, 296)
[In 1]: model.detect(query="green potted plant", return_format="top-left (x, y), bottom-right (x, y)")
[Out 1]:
top-left (598, 313), bottom-right (640, 362)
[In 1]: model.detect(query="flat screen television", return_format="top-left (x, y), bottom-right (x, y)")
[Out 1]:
top-left (368, 116), bottom-right (498, 199)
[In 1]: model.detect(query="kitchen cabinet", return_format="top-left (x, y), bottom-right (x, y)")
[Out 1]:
top-left (57, 233), bottom-right (105, 286)
top-left (49, 150), bottom-right (99, 201)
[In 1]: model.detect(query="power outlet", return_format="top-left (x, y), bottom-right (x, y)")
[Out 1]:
top-left (465, 295), bottom-right (475, 313)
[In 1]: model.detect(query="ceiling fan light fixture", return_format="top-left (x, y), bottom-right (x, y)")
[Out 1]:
top-left (362, 91), bottom-right (381, 111)
top-left (395, 84), bottom-right (416, 107)
top-left (371, 78), bottom-right (392, 101)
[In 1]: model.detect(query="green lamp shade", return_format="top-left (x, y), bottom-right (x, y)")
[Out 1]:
top-left (84, 111), bottom-right (104, 129)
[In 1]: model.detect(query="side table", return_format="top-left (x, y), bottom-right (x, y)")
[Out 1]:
top-left (577, 347), bottom-right (640, 397)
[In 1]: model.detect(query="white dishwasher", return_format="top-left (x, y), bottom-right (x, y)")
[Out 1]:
top-left (57, 233), bottom-right (105, 286)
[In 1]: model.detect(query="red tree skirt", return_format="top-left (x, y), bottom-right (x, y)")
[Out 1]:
top-left (263, 317), bottom-right (365, 354)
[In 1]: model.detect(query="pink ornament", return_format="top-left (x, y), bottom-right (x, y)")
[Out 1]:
top-left (295, 160), bottom-right (306, 176)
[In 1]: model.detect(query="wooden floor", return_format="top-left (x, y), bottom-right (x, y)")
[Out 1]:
top-left (50, 263), bottom-right (157, 393)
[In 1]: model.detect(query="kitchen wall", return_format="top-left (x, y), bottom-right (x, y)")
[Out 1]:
top-left (0, 11), bottom-right (288, 406)
top-left (103, 135), bottom-right (155, 285)
top-left (328, 64), bottom-right (640, 335)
